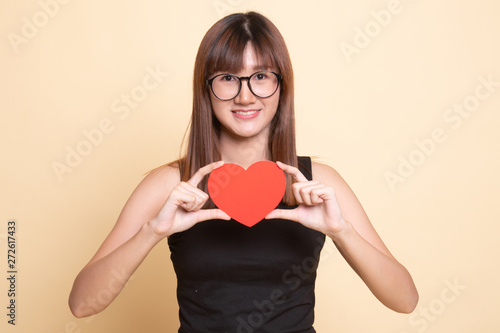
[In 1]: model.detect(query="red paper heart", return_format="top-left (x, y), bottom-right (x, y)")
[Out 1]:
top-left (207, 161), bottom-right (286, 227)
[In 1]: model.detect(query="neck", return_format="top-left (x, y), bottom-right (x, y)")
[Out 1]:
top-left (219, 130), bottom-right (271, 169)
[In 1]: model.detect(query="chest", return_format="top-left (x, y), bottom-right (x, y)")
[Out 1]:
top-left (168, 217), bottom-right (325, 283)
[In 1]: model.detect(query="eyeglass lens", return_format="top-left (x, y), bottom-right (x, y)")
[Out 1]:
top-left (210, 71), bottom-right (279, 100)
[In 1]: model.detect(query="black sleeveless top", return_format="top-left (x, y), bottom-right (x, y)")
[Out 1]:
top-left (168, 157), bottom-right (325, 332)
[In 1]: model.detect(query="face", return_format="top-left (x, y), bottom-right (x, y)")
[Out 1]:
top-left (209, 44), bottom-right (280, 141)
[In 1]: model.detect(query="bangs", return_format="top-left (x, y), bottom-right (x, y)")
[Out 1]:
top-left (205, 23), bottom-right (278, 77)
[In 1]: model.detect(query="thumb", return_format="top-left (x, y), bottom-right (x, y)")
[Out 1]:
top-left (265, 208), bottom-right (299, 222)
top-left (196, 208), bottom-right (231, 222)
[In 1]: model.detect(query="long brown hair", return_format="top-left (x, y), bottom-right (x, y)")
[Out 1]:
top-left (177, 11), bottom-right (298, 206)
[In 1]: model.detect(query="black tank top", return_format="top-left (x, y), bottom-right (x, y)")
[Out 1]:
top-left (168, 157), bottom-right (325, 332)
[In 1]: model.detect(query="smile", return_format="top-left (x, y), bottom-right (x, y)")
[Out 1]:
top-left (231, 109), bottom-right (261, 119)
top-left (233, 110), bottom-right (258, 115)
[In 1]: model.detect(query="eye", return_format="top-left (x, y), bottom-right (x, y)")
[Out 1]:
top-left (218, 75), bottom-right (236, 82)
top-left (254, 72), bottom-right (268, 80)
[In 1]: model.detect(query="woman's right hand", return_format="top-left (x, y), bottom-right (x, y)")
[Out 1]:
top-left (148, 160), bottom-right (230, 237)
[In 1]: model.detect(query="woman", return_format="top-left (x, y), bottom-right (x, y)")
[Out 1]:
top-left (69, 11), bottom-right (418, 332)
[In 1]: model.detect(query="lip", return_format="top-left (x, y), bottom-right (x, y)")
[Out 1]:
top-left (231, 109), bottom-right (261, 120)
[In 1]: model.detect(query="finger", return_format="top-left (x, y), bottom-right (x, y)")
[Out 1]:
top-left (307, 186), bottom-right (337, 208)
top-left (291, 181), bottom-right (320, 204)
top-left (310, 189), bottom-right (323, 205)
top-left (265, 208), bottom-right (299, 222)
top-left (187, 160), bottom-right (225, 187)
top-left (186, 196), bottom-right (205, 211)
top-left (178, 182), bottom-right (210, 203)
top-left (196, 209), bottom-right (231, 222)
top-left (185, 193), bottom-right (208, 212)
top-left (171, 189), bottom-right (204, 212)
top-left (276, 161), bottom-right (308, 182)
top-left (297, 183), bottom-right (327, 206)
top-left (310, 185), bottom-right (335, 203)
top-left (309, 187), bottom-right (329, 205)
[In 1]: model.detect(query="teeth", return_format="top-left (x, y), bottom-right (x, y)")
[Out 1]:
top-left (234, 110), bottom-right (257, 115)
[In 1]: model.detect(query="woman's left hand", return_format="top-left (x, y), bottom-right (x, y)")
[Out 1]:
top-left (265, 161), bottom-right (346, 235)
top-left (267, 162), bottom-right (419, 313)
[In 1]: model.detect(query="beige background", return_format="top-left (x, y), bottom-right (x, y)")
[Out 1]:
top-left (1, 0), bottom-right (499, 332)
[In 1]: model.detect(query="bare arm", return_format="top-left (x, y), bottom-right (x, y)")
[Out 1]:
top-left (266, 161), bottom-right (418, 313)
top-left (69, 162), bottom-right (230, 318)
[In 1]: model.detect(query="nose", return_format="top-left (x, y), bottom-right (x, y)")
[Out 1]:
top-left (234, 79), bottom-right (256, 104)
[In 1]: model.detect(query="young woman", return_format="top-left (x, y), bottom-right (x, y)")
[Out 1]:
top-left (69, 11), bottom-right (418, 332)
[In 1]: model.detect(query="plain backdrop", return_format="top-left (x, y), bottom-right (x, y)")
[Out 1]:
top-left (1, 0), bottom-right (499, 332)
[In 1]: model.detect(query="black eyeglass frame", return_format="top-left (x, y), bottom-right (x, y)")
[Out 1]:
top-left (206, 70), bottom-right (282, 101)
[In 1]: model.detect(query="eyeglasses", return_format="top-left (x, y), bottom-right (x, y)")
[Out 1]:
top-left (206, 70), bottom-right (282, 101)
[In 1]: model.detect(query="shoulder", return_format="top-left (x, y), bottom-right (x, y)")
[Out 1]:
top-left (116, 162), bottom-right (181, 224)
top-left (85, 162), bottom-right (181, 264)
top-left (143, 162), bottom-right (181, 187)
top-left (310, 159), bottom-right (395, 258)
top-left (311, 160), bottom-right (347, 188)
top-left (310, 160), bottom-right (363, 216)
top-left (134, 162), bottom-right (181, 201)
top-left (116, 162), bottom-right (181, 222)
